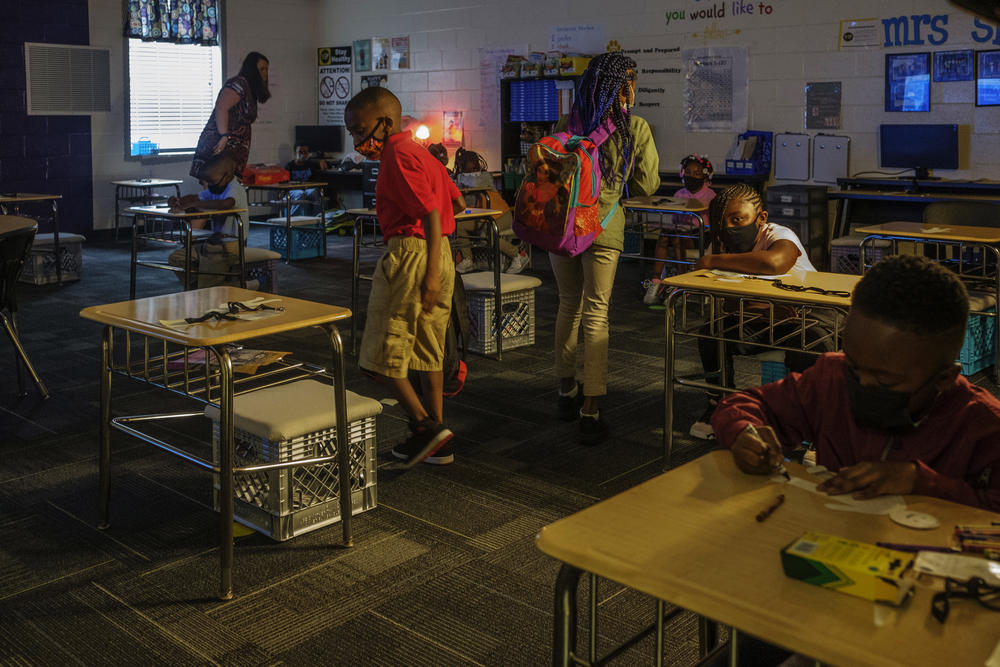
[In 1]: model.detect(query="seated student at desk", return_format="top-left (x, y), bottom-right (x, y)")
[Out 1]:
top-left (167, 153), bottom-right (246, 288)
top-left (714, 255), bottom-right (1000, 511)
top-left (689, 183), bottom-right (834, 439)
top-left (284, 143), bottom-right (327, 216)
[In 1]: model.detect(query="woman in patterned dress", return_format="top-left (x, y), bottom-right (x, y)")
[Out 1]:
top-left (190, 52), bottom-right (271, 180)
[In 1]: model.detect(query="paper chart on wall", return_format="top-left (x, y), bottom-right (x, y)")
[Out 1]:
top-left (479, 45), bottom-right (528, 129)
top-left (682, 47), bottom-right (747, 132)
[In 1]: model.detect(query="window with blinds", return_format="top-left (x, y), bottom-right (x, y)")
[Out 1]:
top-left (126, 39), bottom-right (222, 158)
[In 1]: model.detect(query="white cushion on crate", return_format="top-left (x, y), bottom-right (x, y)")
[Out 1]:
top-left (266, 216), bottom-right (321, 226)
top-left (32, 232), bottom-right (86, 246)
top-left (461, 271), bottom-right (542, 293)
top-left (204, 380), bottom-right (382, 442)
top-left (830, 234), bottom-right (890, 248)
top-left (968, 291), bottom-right (998, 311)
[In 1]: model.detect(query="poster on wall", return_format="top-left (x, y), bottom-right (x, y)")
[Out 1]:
top-left (479, 45), bottom-right (528, 128)
top-left (885, 52), bottom-right (930, 112)
top-left (442, 110), bottom-right (463, 146)
top-left (549, 24), bottom-right (606, 53)
top-left (976, 50), bottom-right (1000, 105)
top-left (354, 39), bottom-right (371, 72)
top-left (934, 50), bottom-right (973, 82)
top-left (682, 47), bottom-right (748, 132)
top-left (805, 82), bottom-right (842, 129)
top-left (372, 38), bottom-right (391, 70)
top-left (318, 46), bottom-right (352, 126)
top-left (391, 36), bottom-right (410, 70)
top-left (361, 74), bottom-right (387, 89)
top-left (839, 19), bottom-right (881, 49)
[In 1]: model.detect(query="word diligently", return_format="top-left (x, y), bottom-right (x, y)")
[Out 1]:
top-left (665, 2), bottom-right (773, 25)
top-left (884, 14), bottom-right (1000, 47)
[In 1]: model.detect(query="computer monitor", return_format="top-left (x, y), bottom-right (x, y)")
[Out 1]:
top-left (879, 123), bottom-right (959, 179)
top-left (294, 125), bottom-right (343, 155)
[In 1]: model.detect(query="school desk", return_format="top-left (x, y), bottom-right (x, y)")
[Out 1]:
top-left (111, 179), bottom-right (183, 242)
top-left (536, 449), bottom-right (1000, 667)
top-left (0, 193), bottom-right (64, 285)
top-left (622, 196), bottom-right (709, 271)
top-left (829, 188), bottom-right (1000, 239)
top-left (244, 181), bottom-right (328, 261)
top-left (661, 270), bottom-right (859, 465)
top-left (127, 204), bottom-right (247, 299)
top-left (856, 221), bottom-right (1000, 378)
top-left (346, 207), bottom-right (508, 359)
top-left (80, 286), bottom-right (353, 600)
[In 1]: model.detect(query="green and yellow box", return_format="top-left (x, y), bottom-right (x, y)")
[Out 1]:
top-left (781, 531), bottom-right (916, 606)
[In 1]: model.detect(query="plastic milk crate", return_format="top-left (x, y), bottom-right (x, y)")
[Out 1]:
top-left (960, 298), bottom-right (997, 376)
top-left (830, 235), bottom-right (891, 275)
top-left (268, 216), bottom-right (324, 260)
top-left (19, 233), bottom-right (85, 284)
top-left (204, 380), bottom-right (381, 541)
top-left (461, 272), bottom-right (542, 355)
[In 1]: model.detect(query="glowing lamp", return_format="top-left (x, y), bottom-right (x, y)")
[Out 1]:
top-left (415, 124), bottom-right (431, 144)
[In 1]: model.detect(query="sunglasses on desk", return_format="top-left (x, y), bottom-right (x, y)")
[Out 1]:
top-left (184, 301), bottom-right (284, 324)
top-left (930, 576), bottom-right (1000, 623)
top-left (770, 280), bottom-right (851, 299)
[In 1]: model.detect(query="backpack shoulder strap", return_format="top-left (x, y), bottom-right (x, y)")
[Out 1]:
top-left (586, 118), bottom-right (618, 147)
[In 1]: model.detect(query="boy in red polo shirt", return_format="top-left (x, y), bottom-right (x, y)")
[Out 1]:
top-left (345, 87), bottom-right (464, 468)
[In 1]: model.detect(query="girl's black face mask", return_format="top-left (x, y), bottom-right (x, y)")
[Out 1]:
top-left (722, 215), bottom-right (761, 253)
top-left (843, 365), bottom-right (940, 433)
top-left (683, 176), bottom-right (705, 192)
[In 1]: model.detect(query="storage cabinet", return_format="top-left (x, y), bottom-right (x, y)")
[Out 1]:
top-left (766, 184), bottom-right (830, 270)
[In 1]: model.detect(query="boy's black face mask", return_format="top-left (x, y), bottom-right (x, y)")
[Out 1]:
top-left (843, 365), bottom-right (940, 433)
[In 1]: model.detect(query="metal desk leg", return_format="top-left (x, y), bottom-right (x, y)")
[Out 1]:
top-left (236, 215), bottom-right (246, 288)
top-left (352, 217), bottom-right (361, 357)
top-left (664, 290), bottom-right (681, 469)
top-left (51, 199), bottom-right (62, 286)
top-left (490, 218), bottom-right (503, 360)
top-left (114, 186), bottom-right (121, 242)
top-left (184, 223), bottom-right (194, 291)
top-left (729, 627), bottom-right (740, 667)
top-left (320, 189), bottom-right (328, 258)
top-left (553, 563), bottom-right (583, 667)
top-left (215, 346), bottom-right (235, 600)
top-left (699, 617), bottom-right (720, 657)
top-left (325, 324), bottom-right (354, 547)
top-left (3, 312), bottom-right (48, 399)
top-left (98, 326), bottom-right (112, 529)
top-left (130, 215), bottom-right (140, 299)
top-left (284, 192), bottom-right (292, 264)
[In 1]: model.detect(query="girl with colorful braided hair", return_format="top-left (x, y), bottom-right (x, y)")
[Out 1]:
top-left (644, 153), bottom-right (717, 305)
top-left (550, 52), bottom-right (661, 445)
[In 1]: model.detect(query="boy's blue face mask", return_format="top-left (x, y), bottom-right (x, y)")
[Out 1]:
top-left (206, 177), bottom-right (229, 195)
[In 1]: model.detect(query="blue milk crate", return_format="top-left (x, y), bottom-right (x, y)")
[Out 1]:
top-left (760, 360), bottom-right (788, 384)
top-left (269, 226), bottom-right (324, 260)
top-left (959, 308), bottom-right (997, 375)
top-left (725, 130), bottom-right (773, 176)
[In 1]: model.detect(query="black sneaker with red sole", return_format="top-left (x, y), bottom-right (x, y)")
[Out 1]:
top-left (391, 419), bottom-right (454, 468)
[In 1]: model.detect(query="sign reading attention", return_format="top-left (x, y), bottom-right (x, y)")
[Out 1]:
top-left (319, 46), bottom-right (352, 126)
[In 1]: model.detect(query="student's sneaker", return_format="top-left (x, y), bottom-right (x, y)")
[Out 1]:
top-left (455, 252), bottom-right (474, 274)
top-left (689, 399), bottom-right (718, 440)
top-left (579, 410), bottom-right (609, 445)
top-left (643, 278), bottom-right (663, 305)
top-left (391, 418), bottom-right (454, 468)
top-left (505, 250), bottom-right (530, 274)
top-left (423, 439), bottom-right (455, 465)
top-left (558, 383), bottom-right (584, 421)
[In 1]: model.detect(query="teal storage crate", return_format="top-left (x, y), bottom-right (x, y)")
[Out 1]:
top-left (269, 226), bottom-right (324, 260)
top-left (959, 308), bottom-right (996, 375)
top-left (761, 360), bottom-right (788, 385)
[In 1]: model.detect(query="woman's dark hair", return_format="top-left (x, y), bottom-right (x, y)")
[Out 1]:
top-left (569, 52), bottom-right (637, 188)
top-left (427, 143), bottom-right (448, 167)
top-left (454, 147), bottom-right (488, 174)
top-left (239, 52), bottom-right (271, 103)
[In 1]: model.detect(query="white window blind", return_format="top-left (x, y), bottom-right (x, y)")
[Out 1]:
top-left (127, 39), bottom-right (222, 157)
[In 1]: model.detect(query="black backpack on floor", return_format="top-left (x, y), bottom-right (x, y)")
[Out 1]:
top-left (410, 273), bottom-right (468, 397)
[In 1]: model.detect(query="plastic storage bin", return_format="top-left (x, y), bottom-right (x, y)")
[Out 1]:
top-left (830, 235), bottom-right (891, 275)
top-left (960, 307), bottom-right (997, 376)
top-left (269, 217), bottom-right (324, 260)
top-left (19, 233), bottom-right (84, 284)
top-left (725, 130), bottom-right (773, 176)
top-left (461, 272), bottom-right (542, 355)
top-left (205, 380), bottom-right (381, 541)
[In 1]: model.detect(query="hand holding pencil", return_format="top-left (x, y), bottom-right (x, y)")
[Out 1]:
top-left (732, 423), bottom-right (787, 477)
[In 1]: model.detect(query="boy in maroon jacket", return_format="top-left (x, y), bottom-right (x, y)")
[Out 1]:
top-left (713, 255), bottom-right (1000, 511)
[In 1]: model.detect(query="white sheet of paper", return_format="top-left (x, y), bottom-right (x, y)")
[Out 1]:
top-left (773, 476), bottom-right (904, 515)
top-left (914, 551), bottom-right (1000, 585)
top-left (921, 226), bottom-right (951, 234)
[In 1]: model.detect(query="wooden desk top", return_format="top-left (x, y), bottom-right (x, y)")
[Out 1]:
top-left (830, 188), bottom-right (1000, 204)
top-left (663, 270), bottom-right (859, 308)
top-left (111, 179), bottom-right (183, 187)
top-left (347, 207), bottom-right (503, 221)
top-left (623, 195), bottom-right (708, 212)
top-left (244, 181), bottom-right (326, 190)
top-left (855, 221), bottom-right (1000, 243)
top-left (80, 287), bottom-right (351, 347)
top-left (0, 215), bottom-right (37, 236)
top-left (536, 450), bottom-right (1000, 667)
top-left (0, 193), bottom-right (62, 202)
top-left (127, 205), bottom-right (247, 218)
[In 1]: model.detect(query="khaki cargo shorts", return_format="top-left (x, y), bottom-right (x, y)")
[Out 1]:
top-left (359, 236), bottom-right (455, 378)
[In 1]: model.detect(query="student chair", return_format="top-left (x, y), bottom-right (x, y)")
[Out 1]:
top-left (0, 216), bottom-right (49, 399)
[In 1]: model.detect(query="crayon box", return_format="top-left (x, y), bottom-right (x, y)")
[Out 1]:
top-left (781, 531), bottom-right (916, 606)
